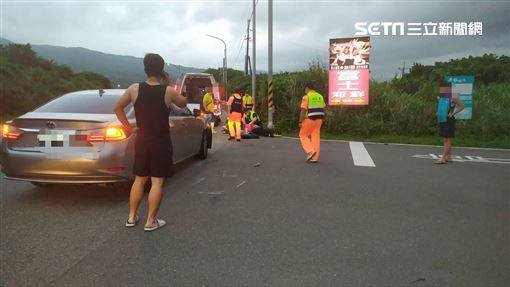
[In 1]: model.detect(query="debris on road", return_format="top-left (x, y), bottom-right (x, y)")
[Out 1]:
top-left (192, 177), bottom-right (206, 185)
top-left (198, 191), bottom-right (224, 195)
top-left (235, 181), bottom-right (246, 189)
top-left (220, 172), bottom-right (238, 178)
top-left (409, 278), bottom-right (426, 284)
top-left (253, 162), bottom-right (261, 167)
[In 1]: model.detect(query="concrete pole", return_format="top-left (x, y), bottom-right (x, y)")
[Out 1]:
top-left (245, 19), bottom-right (250, 76)
top-left (267, 0), bottom-right (274, 129)
top-left (224, 46), bottom-right (227, 89)
top-left (251, 0), bottom-right (256, 109)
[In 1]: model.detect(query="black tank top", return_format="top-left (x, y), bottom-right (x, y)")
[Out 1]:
top-left (134, 82), bottom-right (170, 139)
top-left (230, 96), bottom-right (243, 113)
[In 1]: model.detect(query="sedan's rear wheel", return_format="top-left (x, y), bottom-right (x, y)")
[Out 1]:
top-left (196, 131), bottom-right (208, 160)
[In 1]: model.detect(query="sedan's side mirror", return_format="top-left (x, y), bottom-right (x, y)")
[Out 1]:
top-left (193, 109), bottom-right (201, 117)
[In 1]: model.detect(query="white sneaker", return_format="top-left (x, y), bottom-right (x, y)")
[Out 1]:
top-left (306, 151), bottom-right (316, 162)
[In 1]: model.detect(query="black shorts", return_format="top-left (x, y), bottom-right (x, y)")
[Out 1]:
top-left (133, 135), bottom-right (173, 177)
top-left (439, 117), bottom-right (456, 138)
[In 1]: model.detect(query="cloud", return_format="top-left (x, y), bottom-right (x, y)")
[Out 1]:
top-left (2, 0), bottom-right (508, 79)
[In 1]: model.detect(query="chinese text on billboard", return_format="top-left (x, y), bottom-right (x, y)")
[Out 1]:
top-left (329, 37), bottom-right (370, 106)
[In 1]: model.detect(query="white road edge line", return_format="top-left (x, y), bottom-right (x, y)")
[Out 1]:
top-left (280, 136), bottom-right (509, 152)
top-left (349, 141), bottom-right (376, 167)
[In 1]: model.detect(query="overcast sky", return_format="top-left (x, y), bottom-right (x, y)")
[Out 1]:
top-left (2, 0), bottom-right (509, 80)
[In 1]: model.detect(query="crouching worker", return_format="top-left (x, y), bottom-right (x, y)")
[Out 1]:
top-left (299, 81), bottom-right (325, 163)
top-left (243, 109), bottom-right (265, 136)
top-left (227, 88), bottom-right (243, 142)
top-left (114, 53), bottom-right (187, 232)
top-left (202, 86), bottom-right (216, 133)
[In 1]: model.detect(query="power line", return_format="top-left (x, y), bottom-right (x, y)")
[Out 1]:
top-left (210, 0), bottom-right (259, 72)
top-left (232, 32), bottom-right (246, 69)
top-left (248, 0), bottom-right (259, 22)
top-left (230, 0), bottom-right (257, 70)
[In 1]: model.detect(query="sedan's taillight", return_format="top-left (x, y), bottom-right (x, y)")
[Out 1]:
top-left (105, 127), bottom-right (127, 141)
top-left (2, 124), bottom-right (23, 140)
top-left (78, 127), bottom-right (127, 142)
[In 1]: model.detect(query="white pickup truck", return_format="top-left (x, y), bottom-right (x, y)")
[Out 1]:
top-left (174, 73), bottom-right (223, 117)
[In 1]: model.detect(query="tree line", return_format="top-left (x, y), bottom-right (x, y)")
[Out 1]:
top-left (1, 44), bottom-right (508, 141)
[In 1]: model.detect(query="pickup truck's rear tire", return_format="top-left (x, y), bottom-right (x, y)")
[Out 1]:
top-left (196, 131), bottom-right (209, 160)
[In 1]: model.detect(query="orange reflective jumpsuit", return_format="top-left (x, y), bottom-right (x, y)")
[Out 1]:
top-left (299, 90), bottom-right (325, 161)
top-left (227, 94), bottom-right (243, 140)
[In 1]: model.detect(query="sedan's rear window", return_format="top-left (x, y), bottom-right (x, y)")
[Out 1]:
top-left (34, 92), bottom-right (131, 114)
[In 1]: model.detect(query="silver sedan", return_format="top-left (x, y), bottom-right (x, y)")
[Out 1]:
top-left (0, 89), bottom-right (212, 186)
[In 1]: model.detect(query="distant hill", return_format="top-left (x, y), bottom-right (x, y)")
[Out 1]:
top-left (0, 38), bottom-right (13, 45)
top-left (0, 38), bottom-right (204, 86)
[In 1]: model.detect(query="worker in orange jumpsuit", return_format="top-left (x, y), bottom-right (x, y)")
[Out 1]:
top-left (227, 88), bottom-right (243, 142)
top-left (299, 81), bottom-right (326, 163)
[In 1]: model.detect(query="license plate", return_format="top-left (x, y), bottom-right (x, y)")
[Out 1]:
top-left (37, 134), bottom-right (70, 148)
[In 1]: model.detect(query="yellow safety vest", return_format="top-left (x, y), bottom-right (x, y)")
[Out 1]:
top-left (203, 92), bottom-right (215, 113)
top-left (306, 91), bottom-right (325, 119)
top-left (243, 94), bottom-right (254, 110)
top-left (246, 110), bottom-right (259, 122)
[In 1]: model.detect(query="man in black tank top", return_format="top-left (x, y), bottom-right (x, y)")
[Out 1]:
top-left (114, 53), bottom-right (187, 231)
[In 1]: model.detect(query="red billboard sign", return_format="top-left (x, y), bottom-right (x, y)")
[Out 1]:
top-left (328, 37), bottom-right (370, 106)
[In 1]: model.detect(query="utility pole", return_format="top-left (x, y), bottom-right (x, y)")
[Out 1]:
top-left (251, 0), bottom-right (256, 109)
top-left (224, 54), bottom-right (227, 88)
top-left (398, 61), bottom-right (409, 78)
top-left (267, 0), bottom-right (274, 129)
top-left (245, 19), bottom-right (251, 76)
top-left (247, 55), bottom-right (252, 75)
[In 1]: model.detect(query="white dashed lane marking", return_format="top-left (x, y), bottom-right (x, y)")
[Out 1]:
top-left (349, 141), bottom-right (376, 167)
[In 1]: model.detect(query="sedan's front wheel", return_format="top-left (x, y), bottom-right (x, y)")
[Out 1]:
top-left (196, 131), bottom-right (209, 160)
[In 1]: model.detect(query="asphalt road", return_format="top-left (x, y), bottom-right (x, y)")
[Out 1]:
top-left (1, 134), bottom-right (509, 287)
